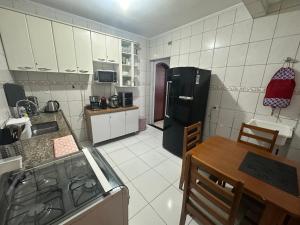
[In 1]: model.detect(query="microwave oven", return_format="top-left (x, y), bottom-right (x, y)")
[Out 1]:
top-left (94, 70), bottom-right (117, 83)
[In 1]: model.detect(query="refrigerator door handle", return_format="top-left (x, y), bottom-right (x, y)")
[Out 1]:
top-left (179, 96), bottom-right (194, 101)
top-left (165, 81), bottom-right (172, 118)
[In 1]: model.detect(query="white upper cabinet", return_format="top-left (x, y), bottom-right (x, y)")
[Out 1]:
top-left (73, 27), bottom-right (93, 74)
top-left (52, 22), bottom-right (77, 73)
top-left (0, 9), bottom-right (35, 71)
top-left (26, 16), bottom-right (58, 72)
top-left (106, 36), bottom-right (120, 63)
top-left (91, 32), bottom-right (107, 62)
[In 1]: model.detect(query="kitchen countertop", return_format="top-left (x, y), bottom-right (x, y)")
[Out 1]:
top-left (84, 105), bottom-right (139, 117)
top-left (21, 110), bottom-right (80, 168)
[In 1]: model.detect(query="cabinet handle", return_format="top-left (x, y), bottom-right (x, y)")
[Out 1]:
top-left (38, 68), bottom-right (51, 71)
top-left (24, 66), bottom-right (33, 69)
top-left (17, 66), bottom-right (33, 70)
top-left (97, 58), bottom-right (106, 61)
top-left (79, 70), bottom-right (89, 73)
top-left (17, 66), bottom-right (25, 70)
top-left (65, 69), bottom-right (76, 72)
top-left (108, 59), bottom-right (115, 62)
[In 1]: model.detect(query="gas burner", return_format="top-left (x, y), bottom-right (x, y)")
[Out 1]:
top-left (83, 179), bottom-right (97, 192)
top-left (6, 189), bottom-right (64, 225)
top-left (69, 176), bottom-right (103, 207)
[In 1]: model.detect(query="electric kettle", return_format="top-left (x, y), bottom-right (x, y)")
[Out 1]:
top-left (45, 100), bottom-right (60, 112)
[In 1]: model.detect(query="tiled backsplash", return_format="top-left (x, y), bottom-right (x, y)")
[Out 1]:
top-left (149, 1), bottom-right (300, 161)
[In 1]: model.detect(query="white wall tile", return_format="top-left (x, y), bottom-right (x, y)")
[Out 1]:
top-left (250, 14), bottom-right (278, 42)
top-left (235, 4), bottom-right (252, 23)
top-left (215, 25), bottom-right (233, 48)
top-left (261, 64), bottom-right (281, 87)
top-left (220, 90), bottom-right (239, 110)
top-left (241, 65), bottom-right (265, 87)
top-left (218, 109), bottom-right (235, 127)
top-left (275, 10), bottom-right (300, 38)
top-left (215, 126), bottom-right (232, 138)
top-left (246, 40), bottom-right (272, 65)
top-left (202, 30), bottom-right (216, 50)
top-left (233, 111), bottom-right (254, 129)
top-left (218, 10), bottom-right (236, 27)
top-left (268, 35), bottom-right (300, 64)
top-left (191, 21), bottom-right (204, 35)
top-left (279, 95), bottom-right (300, 120)
top-left (179, 37), bottom-right (191, 54)
top-left (224, 66), bottom-right (244, 86)
top-left (188, 52), bottom-right (200, 67)
top-left (172, 30), bottom-right (181, 41)
top-left (227, 44), bottom-right (248, 66)
top-left (189, 34), bottom-right (202, 52)
top-left (170, 55), bottom-right (179, 68)
top-left (171, 40), bottom-right (180, 56)
top-left (212, 47), bottom-right (229, 68)
top-left (255, 93), bottom-right (273, 115)
top-left (211, 67), bottom-right (226, 86)
top-left (231, 20), bottom-right (253, 45)
top-left (199, 50), bottom-right (213, 69)
top-left (237, 92), bottom-right (259, 113)
top-left (181, 26), bottom-right (192, 38)
top-left (178, 54), bottom-right (189, 67)
top-left (204, 16), bottom-right (218, 32)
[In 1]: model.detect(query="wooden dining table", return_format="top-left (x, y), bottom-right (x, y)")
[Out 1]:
top-left (188, 136), bottom-right (300, 225)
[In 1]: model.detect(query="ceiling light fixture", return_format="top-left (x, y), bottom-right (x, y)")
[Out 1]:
top-left (119, 0), bottom-right (130, 10)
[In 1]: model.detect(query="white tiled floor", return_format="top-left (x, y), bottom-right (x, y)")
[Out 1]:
top-left (91, 125), bottom-right (197, 225)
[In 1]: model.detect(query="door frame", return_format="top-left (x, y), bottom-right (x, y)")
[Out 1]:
top-left (149, 58), bottom-right (170, 124)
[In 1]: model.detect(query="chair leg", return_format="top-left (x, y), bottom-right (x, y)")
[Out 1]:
top-left (179, 156), bottom-right (186, 190)
top-left (179, 209), bottom-right (187, 225)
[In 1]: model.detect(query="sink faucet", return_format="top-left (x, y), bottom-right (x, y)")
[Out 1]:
top-left (15, 99), bottom-right (39, 118)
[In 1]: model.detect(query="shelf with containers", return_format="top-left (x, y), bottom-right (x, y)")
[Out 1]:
top-left (119, 40), bottom-right (140, 87)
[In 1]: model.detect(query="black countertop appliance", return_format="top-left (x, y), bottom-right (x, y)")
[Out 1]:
top-left (162, 67), bottom-right (211, 157)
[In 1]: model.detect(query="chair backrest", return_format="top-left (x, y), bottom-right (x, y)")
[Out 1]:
top-left (237, 123), bottom-right (279, 153)
top-left (182, 155), bottom-right (244, 225)
top-left (183, 122), bottom-right (202, 154)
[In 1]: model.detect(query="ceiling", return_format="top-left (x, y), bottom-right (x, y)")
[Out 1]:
top-left (31, 0), bottom-right (242, 37)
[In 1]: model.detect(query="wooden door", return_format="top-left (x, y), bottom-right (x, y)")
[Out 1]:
top-left (154, 63), bottom-right (168, 121)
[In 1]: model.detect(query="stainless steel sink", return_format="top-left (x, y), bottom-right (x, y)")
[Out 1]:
top-left (31, 121), bottom-right (59, 136)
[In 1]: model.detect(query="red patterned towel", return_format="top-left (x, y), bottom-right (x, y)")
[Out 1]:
top-left (263, 67), bottom-right (296, 109)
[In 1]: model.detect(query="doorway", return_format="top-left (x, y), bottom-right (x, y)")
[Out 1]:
top-left (153, 62), bottom-right (169, 130)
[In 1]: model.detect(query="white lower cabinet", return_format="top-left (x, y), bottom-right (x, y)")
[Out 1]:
top-left (91, 114), bottom-right (110, 144)
top-left (89, 109), bottom-right (139, 144)
top-left (125, 109), bottom-right (139, 134)
top-left (110, 112), bottom-right (125, 139)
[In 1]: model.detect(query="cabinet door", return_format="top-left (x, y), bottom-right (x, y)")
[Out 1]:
top-left (110, 112), bottom-right (125, 139)
top-left (91, 114), bottom-right (110, 144)
top-left (26, 16), bottom-right (58, 72)
top-left (91, 32), bottom-right (107, 62)
top-left (125, 109), bottom-right (139, 134)
top-left (52, 22), bottom-right (77, 73)
top-left (0, 9), bottom-right (35, 71)
top-left (73, 27), bottom-right (93, 74)
top-left (106, 36), bottom-right (120, 63)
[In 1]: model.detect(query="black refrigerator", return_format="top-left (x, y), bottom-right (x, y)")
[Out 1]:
top-left (162, 67), bottom-right (211, 157)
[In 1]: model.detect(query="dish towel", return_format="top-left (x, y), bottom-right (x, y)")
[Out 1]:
top-left (263, 67), bottom-right (296, 112)
top-left (53, 135), bottom-right (79, 158)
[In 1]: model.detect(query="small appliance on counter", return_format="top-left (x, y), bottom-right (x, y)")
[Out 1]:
top-left (118, 92), bottom-right (133, 107)
top-left (94, 70), bottom-right (117, 83)
top-left (108, 95), bottom-right (119, 108)
top-left (100, 96), bottom-right (108, 109)
top-left (89, 96), bottom-right (101, 110)
top-left (44, 100), bottom-right (60, 113)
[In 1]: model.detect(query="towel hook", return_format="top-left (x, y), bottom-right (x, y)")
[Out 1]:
top-left (284, 57), bottom-right (298, 67)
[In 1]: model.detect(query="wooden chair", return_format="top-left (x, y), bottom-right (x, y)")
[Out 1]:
top-left (179, 153), bottom-right (244, 225)
top-left (237, 123), bottom-right (279, 153)
top-left (179, 122), bottom-right (202, 190)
